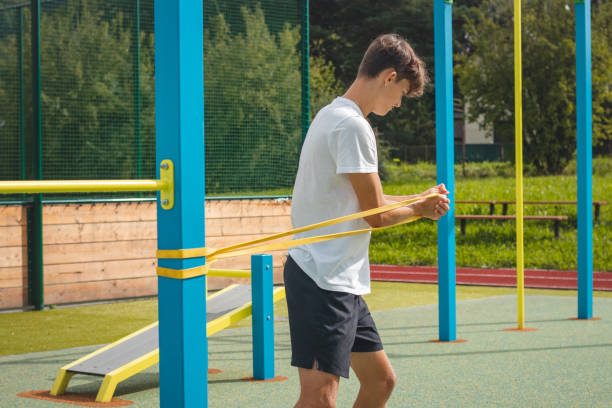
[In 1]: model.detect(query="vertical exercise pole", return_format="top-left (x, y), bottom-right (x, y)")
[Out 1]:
top-left (251, 254), bottom-right (274, 379)
top-left (575, 0), bottom-right (593, 319)
top-left (18, 6), bottom-right (25, 184)
top-left (513, 0), bottom-right (526, 330)
top-left (434, 0), bottom-right (456, 342)
top-left (155, 0), bottom-right (206, 407)
top-left (29, 0), bottom-right (44, 311)
top-left (133, 0), bottom-right (142, 182)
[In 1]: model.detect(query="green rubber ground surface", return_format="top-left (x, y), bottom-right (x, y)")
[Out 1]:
top-left (1, 294), bottom-right (610, 407)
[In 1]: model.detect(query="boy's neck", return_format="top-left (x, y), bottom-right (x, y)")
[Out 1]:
top-left (342, 76), bottom-right (380, 117)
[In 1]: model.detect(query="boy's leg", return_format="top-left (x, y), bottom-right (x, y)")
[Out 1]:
top-left (350, 350), bottom-right (396, 408)
top-left (295, 363), bottom-right (340, 408)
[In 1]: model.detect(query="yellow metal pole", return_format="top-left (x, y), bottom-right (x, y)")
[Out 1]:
top-left (0, 179), bottom-right (165, 194)
top-left (207, 269), bottom-right (252, 279)
top-left (514, 0), bottom-right (525, 330)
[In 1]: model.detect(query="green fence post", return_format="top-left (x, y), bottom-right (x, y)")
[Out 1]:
top-left (18, 6), bottom-right (26, 183)
top-left (299, 0), bottom-right (310, 147)
top-left (29, 0), bottom-right (44, 310)
top-left (133, 0), bottom-right (142, 182)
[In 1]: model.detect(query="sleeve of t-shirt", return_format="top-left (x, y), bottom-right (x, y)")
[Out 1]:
top-left (332, 117), bottom-right (378, 174)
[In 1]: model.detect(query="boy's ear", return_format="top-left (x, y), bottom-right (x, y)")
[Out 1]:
top-left (383, 68), bottom-right (398, 85)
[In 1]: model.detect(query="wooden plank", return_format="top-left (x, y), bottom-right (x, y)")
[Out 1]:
top-left (0, 287), bottom-right (28, 309)
top-left (457, 200), bottom-right (607, 206)
top-left (205, 199), bottom-right (291, 219)
top-left (44, 276), bottom-right (158, 305)
top-left (260, 215), bottom-right (292, 234)
top-left (44, 258), bottom-right (157, 284)
top-left (0, 266), bottom-right (28, 289)
top-left (43, 202), bottom-right (157, 225)
top-left (456, 215), bottom-right (567, 220)
top-left (43, 221), bottom-right (157, 245)
top-left (0, 225), bottom-right (27, 247)
top-left (43, 240), bottom-right (157, 265)
top-left (0, 246), bottom-right (26, 268)
top-left (206, 216), bottom-right (291, 237)
top-left (0, 206), bottom-right (26, 227)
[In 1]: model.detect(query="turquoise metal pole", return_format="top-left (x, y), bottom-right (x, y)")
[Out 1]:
top-left (155, 0), bottom-right (207, 406)
top-left (251, 254), bottom-right (274, 379)
top-left (30, 0), bottom-right (44, 311)
top-left (575, 0), bottom-right (593, 319)
top-left (434, 0), bottom-right (456, 341)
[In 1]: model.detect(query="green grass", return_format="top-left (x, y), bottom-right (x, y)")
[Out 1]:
top-left (373, 160), bottom-right (612, 271)
top-left (1, 282), bottom-right (610, 357)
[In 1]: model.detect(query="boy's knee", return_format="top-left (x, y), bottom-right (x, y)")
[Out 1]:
top-left (366, 371), bottom-right (396, 398)
top-left (384, 371), bottom-right (397, 394)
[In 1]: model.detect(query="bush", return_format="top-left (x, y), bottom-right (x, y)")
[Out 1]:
top-left (562, 157), bottom-right (612, 177)
top-left (383, 160), bottom-right (527, 183)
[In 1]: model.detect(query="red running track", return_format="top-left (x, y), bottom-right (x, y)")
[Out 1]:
top-left (370, 265), bottom-right (612, 291)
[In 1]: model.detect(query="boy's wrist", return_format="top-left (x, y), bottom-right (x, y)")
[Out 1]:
top-left (410, 200), bottom-right (424, 217)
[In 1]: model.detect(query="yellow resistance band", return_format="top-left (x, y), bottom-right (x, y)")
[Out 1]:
top-left (157, 193), bottom-right (440, 278)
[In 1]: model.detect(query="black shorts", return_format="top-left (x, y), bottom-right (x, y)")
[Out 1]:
top-left (284, 256), bottom-right (383, 378)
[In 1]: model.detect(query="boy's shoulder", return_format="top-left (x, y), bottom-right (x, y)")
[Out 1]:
top-left (317, 97), bottom-right (368, 129)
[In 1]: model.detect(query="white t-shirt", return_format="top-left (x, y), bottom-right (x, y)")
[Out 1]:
top-left (288, 97), bottom-right (378, 295)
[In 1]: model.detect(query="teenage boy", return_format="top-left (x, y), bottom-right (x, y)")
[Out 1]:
top-left (284, 34), bottom-right (450, 408)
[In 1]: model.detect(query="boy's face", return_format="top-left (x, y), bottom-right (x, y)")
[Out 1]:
top-left (372, 71), bottom-right (411, 116)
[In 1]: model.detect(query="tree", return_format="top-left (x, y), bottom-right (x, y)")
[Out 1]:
top-left (203, 6), bottom-right (302, 193)
top-left (310, 0), bottom-right (437, 157)
top-left (0, 0), bottom-right (156, 184)
top-left (455, 0), bottom-right (611, 173)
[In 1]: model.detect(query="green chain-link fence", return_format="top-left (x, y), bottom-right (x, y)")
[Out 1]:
top-left (0, 0), bottom-right (307, 201)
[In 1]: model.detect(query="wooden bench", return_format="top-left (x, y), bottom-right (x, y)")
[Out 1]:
top-left (456, 200), bottom-right (607, 221)
top-left (455, 214), bottom-right (568, 238)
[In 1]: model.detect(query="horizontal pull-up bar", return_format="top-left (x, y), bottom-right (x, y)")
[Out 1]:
top-left (208, 269), bottom-right (251, 278)
top-left (0, 159), bottom-right (175, 210)
top-left (0, 179), bottom-right (163, 193)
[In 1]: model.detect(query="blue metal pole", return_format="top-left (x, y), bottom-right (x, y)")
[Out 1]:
top-left (251, 254), bottom-right (275, 379)
top-left (155, 0), bottom-right (207, 407)
top-left (575, 0), bottom-right (593, 319)
top-left (434, 0), bottom-right (456, 341)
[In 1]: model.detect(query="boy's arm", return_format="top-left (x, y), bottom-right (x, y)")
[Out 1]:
top-left (348, 173), bottom-right (449, 228)
top-left (384, 184), bottom-right (450, 203)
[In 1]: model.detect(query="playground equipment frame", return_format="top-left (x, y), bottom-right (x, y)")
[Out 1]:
top-left (0, 0), bottom-right (595, 406)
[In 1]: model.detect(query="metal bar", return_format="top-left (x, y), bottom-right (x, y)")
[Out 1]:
top-left (0, 179), bottom-right (166, 194)
top-left (205, 195), bottom-right (291, 201)
top-left (434, 0), bottom-right (456, 342)
top-left (133, 0), bottom-right (142, 183)
top-left (251, 254), bottom-right (274, 379)
top-left (299, 0), bottom-right (310, 147)
top-left (514, 0), bottom-right (525, 329)
top-left (30, 0), bottom-right (44, 311)
top-left (575, 0), bottom-right (593, 319)
top-left (208, 269), bottom-right (251, 279)
top-left (0, 0), bottom-right (53, 11)
top-left (154, 0), bottom-right (207, 406)
top-left (18, 7), bottom-right (25, 184)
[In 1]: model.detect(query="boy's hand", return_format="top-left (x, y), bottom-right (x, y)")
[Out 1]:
top-left (416, 191), bottom-right (450, 220)
top-left (420, 183), bottom-right (449, 198)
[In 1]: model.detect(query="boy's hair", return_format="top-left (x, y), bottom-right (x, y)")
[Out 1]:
top-left (357, 34), bottom-right (429, 97)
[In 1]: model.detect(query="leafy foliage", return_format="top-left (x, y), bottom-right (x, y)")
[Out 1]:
top-left (203, 7), bottom-right (302, 193)
top-left (310, 0), bottom-right (438, 152)
top-left (455, 0), bottom-right (612, 174)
